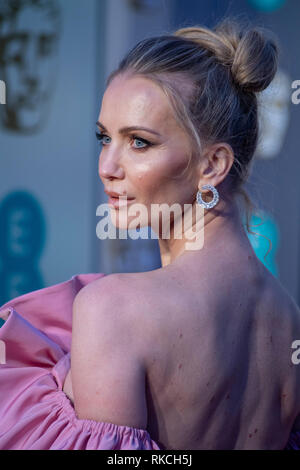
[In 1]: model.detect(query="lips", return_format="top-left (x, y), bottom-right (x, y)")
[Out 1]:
top-left (107, 196), bottom-right (135, 209)
top-left (104, 189), bottom-right (134, 198)
top-left (104, 190), bottom-right (135, 209)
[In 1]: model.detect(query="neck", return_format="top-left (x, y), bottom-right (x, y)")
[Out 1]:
top-left (157, 194), bottom-right (248, 268)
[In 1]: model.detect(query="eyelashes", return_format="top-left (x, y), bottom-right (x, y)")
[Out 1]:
top-left (95, 131), bottom-right (153, 150)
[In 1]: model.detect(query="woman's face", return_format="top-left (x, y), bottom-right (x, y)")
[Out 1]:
top-left (97, 73), bottom-right (199, 231)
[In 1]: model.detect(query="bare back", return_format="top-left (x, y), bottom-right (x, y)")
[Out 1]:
top-left (135, 252), bottom-right (300, 449)
top-left (63, 246), bottom-right (300, 450)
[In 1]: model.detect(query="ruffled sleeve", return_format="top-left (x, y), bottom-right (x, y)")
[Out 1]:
top-left (0, 273), bottom-right (161, 450)
top-left (0, 273), bottom-right (106, 353)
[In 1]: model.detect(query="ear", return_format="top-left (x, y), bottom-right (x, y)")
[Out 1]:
top-left (197, 142), bottom-right (235, 187)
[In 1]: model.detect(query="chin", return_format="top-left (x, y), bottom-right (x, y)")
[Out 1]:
top-left (109, 210), bottom-right (125, 229)
top-left (110, 209), bottom-right (148, 232)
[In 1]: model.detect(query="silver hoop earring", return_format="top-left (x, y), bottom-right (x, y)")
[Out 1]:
top-left (196, 184), bottom-right (219, 209)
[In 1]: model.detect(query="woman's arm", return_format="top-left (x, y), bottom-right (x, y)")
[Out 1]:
top-left (70, 274), bottom-right (148, 429)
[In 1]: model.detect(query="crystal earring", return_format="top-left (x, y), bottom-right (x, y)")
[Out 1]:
top-left (196, 184), bottom-right (219, 209)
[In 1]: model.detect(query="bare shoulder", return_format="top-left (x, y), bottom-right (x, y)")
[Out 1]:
top-left (258, 267), bottom-right (300, 417)
top-left (73, 273), bottom-right (128, 309)
top-left (72, 271), bottom-right (159, 357)
top-left (70, 272), bottom-right (151, 427)
top-left (260, 265), bottom-right (300, 329)
top-left (73, 271), bottom-right (156, 316)
top-left (249, 262), bottom-right (300, 365)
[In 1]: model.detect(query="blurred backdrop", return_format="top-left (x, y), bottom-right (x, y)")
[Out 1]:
top-left (0, 0), bottom-right (299, 327)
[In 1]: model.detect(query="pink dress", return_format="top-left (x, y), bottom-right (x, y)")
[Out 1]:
top-left (0, 272), bottom-right (299, 450)
top-left (0, 273), bottom-right (161, 450)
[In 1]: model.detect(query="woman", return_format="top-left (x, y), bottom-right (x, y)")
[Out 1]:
top-left (1, 17), bottom-right (300, 450)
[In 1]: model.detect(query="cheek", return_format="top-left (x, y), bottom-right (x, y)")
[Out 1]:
top-left (152, 153), bottom-right (191, 194)
top-left (127, 162), bottom-right (159, 195)
top-left (134, 171), bottom-right (156, 198)
top-left (134, 150), bottom-right (190, 188)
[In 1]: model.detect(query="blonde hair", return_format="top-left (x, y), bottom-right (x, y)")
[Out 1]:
top-left (106, 16), bottom-right (279, 259)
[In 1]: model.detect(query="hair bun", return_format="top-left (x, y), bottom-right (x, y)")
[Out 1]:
top-left (174, 17), bottom-right (279, 93)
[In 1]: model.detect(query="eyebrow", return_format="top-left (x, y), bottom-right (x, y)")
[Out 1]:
top-left (96, 121), bottom-right (162, 137)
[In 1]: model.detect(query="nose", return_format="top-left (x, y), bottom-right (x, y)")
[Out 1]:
top-left (98, 150), bottom-right (125, 181)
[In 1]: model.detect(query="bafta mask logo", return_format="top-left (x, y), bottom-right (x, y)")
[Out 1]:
top-left (255, 68), bottom-right (291, 159)
top-left (0, 0), bottom-right (61, 133)
top-left (0, 190), bottom-right (46, 307)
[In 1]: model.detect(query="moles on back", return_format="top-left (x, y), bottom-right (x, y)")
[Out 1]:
top-left (133, 251), bottom-right (300, 449)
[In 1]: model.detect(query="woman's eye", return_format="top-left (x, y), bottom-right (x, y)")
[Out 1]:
top-left (96, 132), bottom-right (110, 145)
top-left (95, 132), bottom-right (152, 150)
top-left (133, 137), bottom-right (148, 148)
